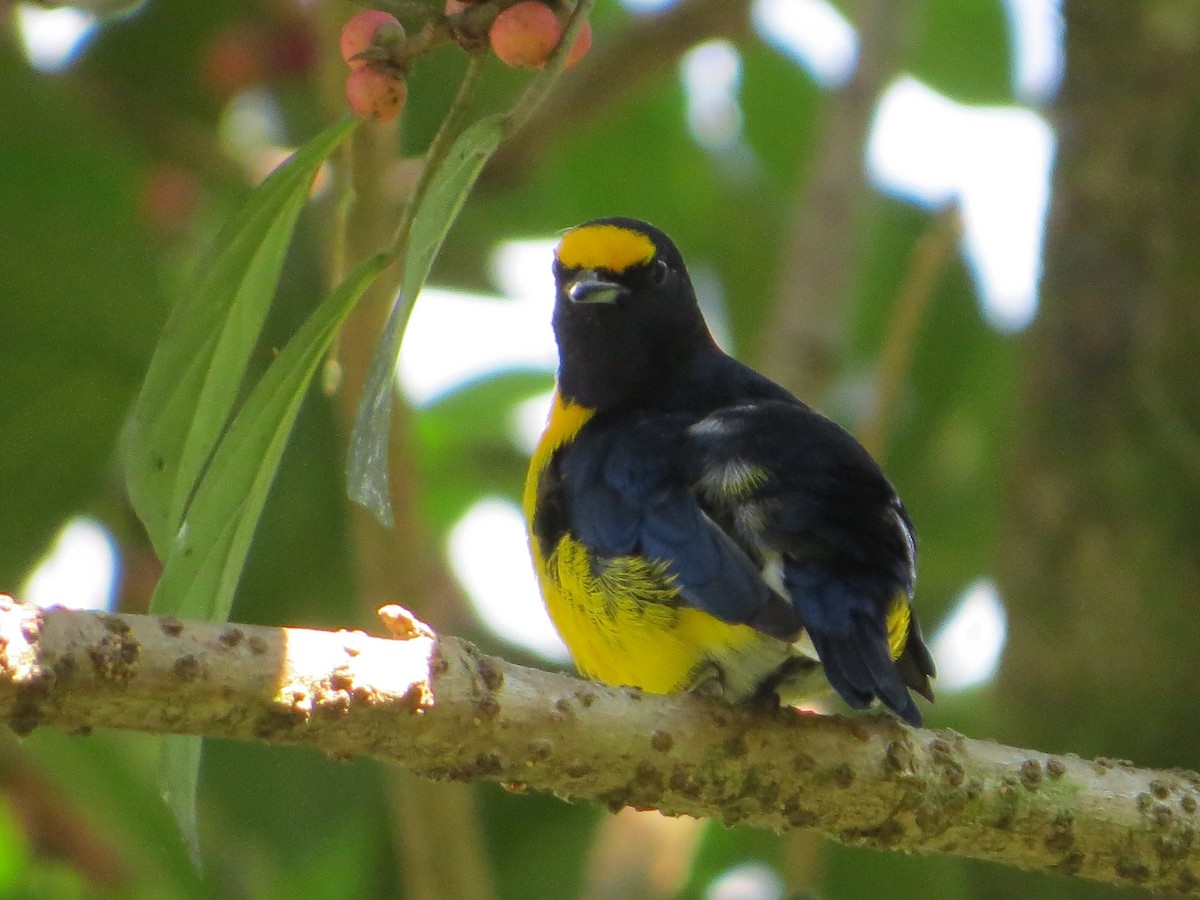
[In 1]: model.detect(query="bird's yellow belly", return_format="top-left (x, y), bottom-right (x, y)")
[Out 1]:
top-left (538, 535), bottom-right (765, 694)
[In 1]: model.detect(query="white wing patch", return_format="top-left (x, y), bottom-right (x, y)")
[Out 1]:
top-left (761, 551), bottom-right (786, 595)
top-left (760, 550), bottom-right (819, 660)
top-left (888, 500), bottom-right (917, 584)
top-left (695, 456), bottom-right (768, 499)
top-left (791, 630), bottom-right (820, 661)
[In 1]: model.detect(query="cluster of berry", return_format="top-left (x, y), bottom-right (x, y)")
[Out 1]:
top-left (340, 3), bottom-right (592, 124)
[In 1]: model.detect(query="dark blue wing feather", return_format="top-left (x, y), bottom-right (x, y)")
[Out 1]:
top-left (782, 562), bottom-right (922, 724)
top-left (557, 414), bottom-right (772, 626)
top-left (689, 400), bottom-right (931, 726)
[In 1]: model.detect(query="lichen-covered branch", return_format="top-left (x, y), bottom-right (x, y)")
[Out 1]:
top-left (1, 595), bottom-right (1197, 895)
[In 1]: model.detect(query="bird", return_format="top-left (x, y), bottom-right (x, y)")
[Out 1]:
top-left (522, 217), bottom-right (935, 726)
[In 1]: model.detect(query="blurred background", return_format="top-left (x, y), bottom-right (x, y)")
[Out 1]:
top-left (3, 0), bottom-right (1199, 897)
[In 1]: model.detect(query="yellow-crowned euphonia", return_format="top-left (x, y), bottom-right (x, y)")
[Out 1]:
top-left (523, 218), bottom-right (935, 725)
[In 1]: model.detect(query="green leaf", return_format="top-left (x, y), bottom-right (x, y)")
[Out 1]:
top-left (124, 117), bottom-right (357, 557)
top-left (150, 252), bottom-right (388, 622)
top-left (347, 114), bottom-right (507, 526)
top-left (24, 729), bottom-right (201, 891)
top-left (149, 252), bottom-right (387, 856)
top-left (158, 735), bottom-right (204, 870)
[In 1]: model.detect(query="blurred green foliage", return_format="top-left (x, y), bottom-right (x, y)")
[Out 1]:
top-left (0, 1), bottom-right (1184, 898)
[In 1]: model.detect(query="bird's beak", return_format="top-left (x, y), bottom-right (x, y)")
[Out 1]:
top-left (565, 269), bottom-right (625, 305)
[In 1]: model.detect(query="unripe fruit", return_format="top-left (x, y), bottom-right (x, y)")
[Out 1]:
top-left (490, 2), bottom-right (570, 70)
top-left (345, 67), bottom-right (408, 123)
top-left (340, 10), bottom-right (403, 70)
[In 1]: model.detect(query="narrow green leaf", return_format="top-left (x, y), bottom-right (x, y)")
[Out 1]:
top-left (149, 253), bottom-right (387, 857)
top-left (347, 114), bottom-right (507, 525)
top-left (344, 298), bottom-right (408, 525)
top-left (159, 735), bottom-right (204, 870)
top-left (125, 118), bottom-right (358, 557)
top-left (401, 115), bottom-right (508, 306)
top-left (150, 252), bottom-right (388, 622)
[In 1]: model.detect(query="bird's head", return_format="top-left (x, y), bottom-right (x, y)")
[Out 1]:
top-left (551, 217), bottom-right (714, 410)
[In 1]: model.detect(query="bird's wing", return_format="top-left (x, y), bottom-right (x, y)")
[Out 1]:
top-left (688, 401), bottom-right (933, 725)
top-left (556, 413), bottom-right (787, 630)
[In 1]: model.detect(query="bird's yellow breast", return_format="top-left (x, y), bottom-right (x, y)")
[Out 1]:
top-left (538, 533), bottom-right (764, 693)
top-left (523, 392), bottom-right (763, 693)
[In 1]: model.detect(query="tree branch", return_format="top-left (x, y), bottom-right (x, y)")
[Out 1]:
top-left (1, 595), bottom-right (1197, 895)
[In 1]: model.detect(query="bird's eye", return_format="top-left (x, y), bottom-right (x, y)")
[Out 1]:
top-left (649, 258), bottom-right (669, 286)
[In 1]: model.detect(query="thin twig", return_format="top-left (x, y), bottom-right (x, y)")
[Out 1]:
top-left (353, 0), bottom-right (554, 72)
top-left (504, 0), bottom-right (596, 136)
top-left (323, 139), bottom-right (359, 395)
top-left (386, 52), bottom-right (488, 262)
top-left (330, 149), bottom-right (356, 290)
top-left (377, 0), bottom-right (593, 266)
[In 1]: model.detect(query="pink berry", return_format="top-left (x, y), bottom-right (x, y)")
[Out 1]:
top-left (340, 9), bottom-right (403, 70)
top-left (345, 67), bottom-right (408, 123)
top-left (489, 2), bottom-right (562, 70)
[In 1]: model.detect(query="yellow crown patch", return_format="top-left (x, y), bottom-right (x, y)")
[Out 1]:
top-left (556, 225), bottom-right (655, 273)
